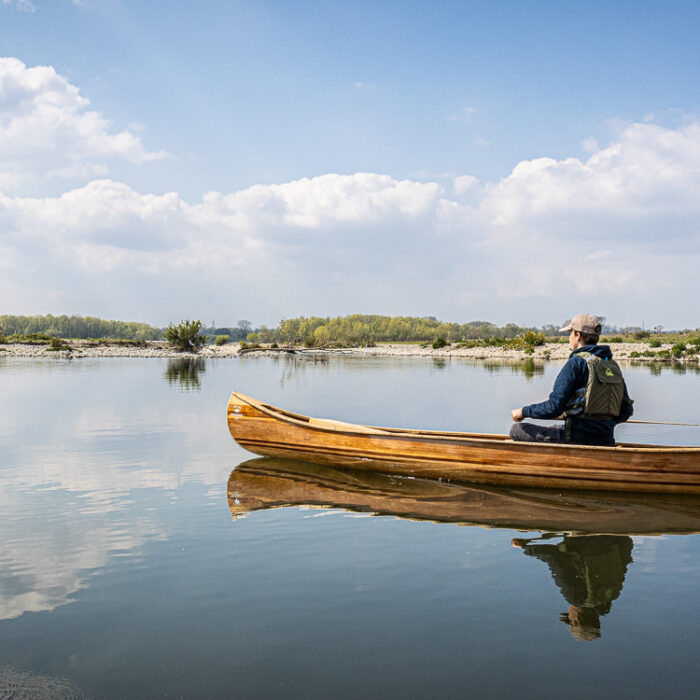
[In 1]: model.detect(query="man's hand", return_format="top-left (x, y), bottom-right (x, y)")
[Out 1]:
top-left (511, 408), bottom-right (524, 422)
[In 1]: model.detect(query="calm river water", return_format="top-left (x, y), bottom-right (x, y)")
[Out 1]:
top-left (1, 355), bottom-right (699, 699)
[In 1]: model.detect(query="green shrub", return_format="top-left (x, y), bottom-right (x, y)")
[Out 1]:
top-left (629, 351), bottom-right (641, 358)
top-left (633, 330), bottom-right (650, 340)
top-left (214, 335), bottom-right (230, 346)
top-left (523, 330), bottom-right (546, 346)
top-left (164, 320), bottom-right (206, 352)
top-left (649, 339), bottom-right (662, 348)
top-left (8, 332), bottom-right (52, 344)
top-left (607, 336), bottom-right (623, 343)
top-left (46, 337), bottom-right (68, 351)
top-left (689, 337), bottom-right (700, 347)
top-left (432, 337), bottom-right (448, 349)
top-left (656, 350), bottom-right (671, 359)
top-left (508, 331), bottom-right (545, 351)
top-left (270, 342), bottom-right (278, 348)
top-left (671, 342), bottom-right (687, 358)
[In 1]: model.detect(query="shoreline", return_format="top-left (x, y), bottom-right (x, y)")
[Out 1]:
top-left (1, 340), bottom-right (697, 363)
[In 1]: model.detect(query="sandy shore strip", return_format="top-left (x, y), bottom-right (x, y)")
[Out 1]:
top-left (1, 340), bottom-right (695, 362)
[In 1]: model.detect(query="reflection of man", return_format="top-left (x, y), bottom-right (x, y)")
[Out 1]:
top-left (512, 534), bottom-right (633, 641)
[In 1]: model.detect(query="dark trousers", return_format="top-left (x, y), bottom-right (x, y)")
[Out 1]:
top-left (509, 422), bottom-right (565, 443)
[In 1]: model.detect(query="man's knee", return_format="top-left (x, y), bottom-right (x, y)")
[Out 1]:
top-left (510, 422), bottom-right (563, 443)
top-left (509, 423), bottom-right (528, 441)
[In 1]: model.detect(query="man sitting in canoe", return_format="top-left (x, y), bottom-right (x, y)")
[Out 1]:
top-left (510, 313), bottom-right (634, 446)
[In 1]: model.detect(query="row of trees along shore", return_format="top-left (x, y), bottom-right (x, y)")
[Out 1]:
top-left (0, 314), bottom-right (162, 341)
top-left (3, 314), bottom-right (699, 348)
top-left (245, 315), bottom-right (688, 346)
top-left (0, 315), bottom-right (254, 343)
top-left (247, 316), bottom-right (549, 346)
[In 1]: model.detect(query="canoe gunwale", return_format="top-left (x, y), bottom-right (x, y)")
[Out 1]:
top-left (230, 391), bottom-right (699, 456)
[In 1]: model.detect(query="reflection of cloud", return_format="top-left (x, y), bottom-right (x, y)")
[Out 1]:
top-left (0, 358), bottom-right (245, 620)
top-left (0, 492), bottom-right (169, 620)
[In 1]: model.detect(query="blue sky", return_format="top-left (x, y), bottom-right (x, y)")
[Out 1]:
top-left (1, 0), bottom-right (699, 328)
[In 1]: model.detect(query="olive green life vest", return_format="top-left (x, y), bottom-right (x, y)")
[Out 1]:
top-left (563, 352), bottom-right (626, 421)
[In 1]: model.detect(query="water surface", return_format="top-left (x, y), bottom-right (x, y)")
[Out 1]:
top-left (0, 355), bottom-right (698, 698)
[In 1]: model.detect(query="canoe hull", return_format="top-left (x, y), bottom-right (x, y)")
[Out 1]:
top-left (227, 392), bottom-right (700, 494)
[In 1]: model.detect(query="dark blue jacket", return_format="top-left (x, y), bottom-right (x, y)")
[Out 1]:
top-left (522, 345), bottom-right (634, 446)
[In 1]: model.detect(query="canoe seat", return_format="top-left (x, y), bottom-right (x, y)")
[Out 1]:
top-left (308, 417), bottom-right (389, 434)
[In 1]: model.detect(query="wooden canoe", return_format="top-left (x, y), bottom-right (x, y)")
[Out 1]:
top-left (227, 457), bottom-right (700, 535)
top-left (227, 392), bottom-right (700, 494)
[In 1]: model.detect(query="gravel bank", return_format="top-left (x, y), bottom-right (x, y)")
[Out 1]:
top-left (1, 340), bottom-right (693, 363)
top-left (0, 340), bottom-right (241, 359)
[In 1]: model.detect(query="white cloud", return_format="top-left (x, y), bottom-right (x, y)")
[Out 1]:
top-left (480, 121), bottom-right (700, 226)
top-left (453, 174), bottom-right (479, 195)
top-left (581, 136), bottom-right (599, 154)
top-left (193, 173), bottom-right (442, 233)
top-left (1, 78), bottom-right (700, 327)
top-left (1, 173), bottom-right (445, 272)
top-left (449, 106), bottom-right (477, 123)
top-left (0, 57), bottom-right (167, 190)
top-left (1, 0), bottom-right (35, 12)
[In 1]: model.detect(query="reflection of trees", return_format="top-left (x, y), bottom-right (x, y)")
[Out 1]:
top-left (513, 534), bottom-right (633, 641)
top-left (518, 358), bottom-right (543, 379)
top-left (278, 354), bottom-right (329, 389)
top-left (164, 358), bottom-right (206, 391)
top-left (631, 361), bottom-right (700, 376)
top-left (482, 358), bottom-right (545, 380)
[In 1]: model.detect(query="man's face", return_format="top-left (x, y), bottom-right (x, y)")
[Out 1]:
top-left (569, 329), bottom-right (579, 350)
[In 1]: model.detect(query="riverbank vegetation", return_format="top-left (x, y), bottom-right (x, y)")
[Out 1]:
top-left (164, 320), bottom-right (206, 352)
top-left (1, 314), bottom-right (699, 361)
top-left (0, 314), bottom-right (162, 340)
top-left (245, 315), bottom-right (550, 347)
top-left (244, 315), bottom-right (700, 351)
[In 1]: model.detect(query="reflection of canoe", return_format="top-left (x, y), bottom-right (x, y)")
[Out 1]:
top-left (227, 392), bottom-right (700, 493)
top-left (227, 458), bottom-right (700, 535)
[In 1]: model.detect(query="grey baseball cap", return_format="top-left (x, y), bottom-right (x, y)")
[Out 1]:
top-left (559, 314), bottom-right (602, 334)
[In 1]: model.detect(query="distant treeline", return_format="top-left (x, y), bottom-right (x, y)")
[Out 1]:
top-left (247, 315), bottom-right (552, 346)
top-left (0, 315), bottom-right (163, 340)
top-left (201, 321), bottom-right (253, 342)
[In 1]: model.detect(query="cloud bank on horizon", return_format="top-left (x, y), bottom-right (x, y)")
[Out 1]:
top-left (1, 50), bottom-right (698, 329)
